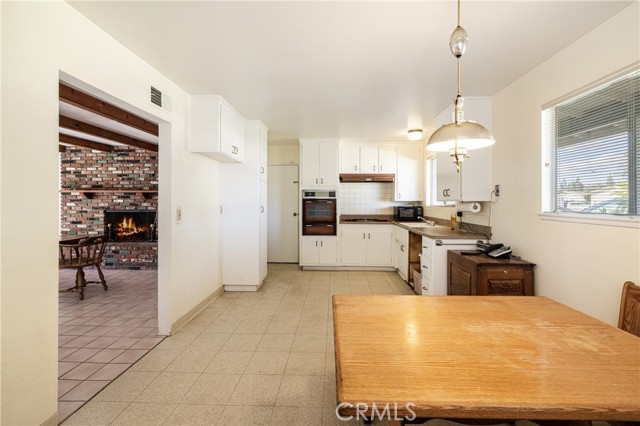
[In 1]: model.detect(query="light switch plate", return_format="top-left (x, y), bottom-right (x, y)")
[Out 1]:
top-left (175, 206), bottom-right (183, 223)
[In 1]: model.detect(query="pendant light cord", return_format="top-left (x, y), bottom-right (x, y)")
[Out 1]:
top-left (456, 0), bottom-right (462, 98)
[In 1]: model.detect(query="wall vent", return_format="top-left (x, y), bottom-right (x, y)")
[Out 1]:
top-left (150, 86), bottom-right (162, 107)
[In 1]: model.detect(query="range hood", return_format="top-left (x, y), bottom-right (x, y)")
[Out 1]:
top-left (339, 173), bottom-right (395, 183)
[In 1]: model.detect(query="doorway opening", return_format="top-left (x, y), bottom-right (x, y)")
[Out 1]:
top-left (267, 164), bottom-right (299, 263)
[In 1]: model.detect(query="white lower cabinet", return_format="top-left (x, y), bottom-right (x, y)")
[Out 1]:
top-left (393, 227), bottom-right (409, 280)
top-left (340, 225), bottom-right (392, 266)
top-left (300, 237), bottom-right (337, 266)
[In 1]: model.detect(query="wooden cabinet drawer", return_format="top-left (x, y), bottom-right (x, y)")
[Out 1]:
top-left (482, 266), bottom-right (524, 280)
top-left (486, 279), bottom-right (524, 295)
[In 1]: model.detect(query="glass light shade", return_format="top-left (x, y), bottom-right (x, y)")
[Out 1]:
top-left (407, 129), bottom-right (423, 140)
top-left (426, 120), bottom-right (495, 152)
top-left (449, 26), bottom-right (469, 58)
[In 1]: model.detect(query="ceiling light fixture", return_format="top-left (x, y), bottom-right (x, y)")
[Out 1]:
top-left (426, 0), bottom-right (495, 172)
top-left (407, 129), bottom-right (423, 141)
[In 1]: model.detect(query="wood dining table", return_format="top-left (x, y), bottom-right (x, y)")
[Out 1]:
top-left (332, 295), bottom-right (640, 425)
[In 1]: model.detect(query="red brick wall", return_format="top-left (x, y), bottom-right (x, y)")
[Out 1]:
top-left (60, 146), bottom-right (158, 269)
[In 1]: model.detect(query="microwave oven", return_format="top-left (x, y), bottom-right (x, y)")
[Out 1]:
top-left (393, 206), bottom-right (423, 221)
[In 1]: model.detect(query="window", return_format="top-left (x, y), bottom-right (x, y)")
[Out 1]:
top-left (542, 69), bottom-right (639, 218)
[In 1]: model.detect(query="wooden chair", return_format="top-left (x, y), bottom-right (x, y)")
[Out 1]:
top-left (59, 235), bottom-right (108, 300)
top-left (618, 281), bottom-right (640, 337)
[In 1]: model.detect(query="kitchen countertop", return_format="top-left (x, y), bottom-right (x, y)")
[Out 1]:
top-left (339, 214), bottom-right (488, 240)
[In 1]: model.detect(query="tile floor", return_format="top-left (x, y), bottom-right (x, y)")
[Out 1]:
top-left (59, 268), bottom-right (163, 423)
top-left (62, 264), bottom-right (416, 425)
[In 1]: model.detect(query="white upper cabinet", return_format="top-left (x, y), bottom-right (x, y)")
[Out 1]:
top-left (435, 97), bottom-right (493, 202)
top-left (300, 139), bottom-right (339, 187)
top-left (190, 95), bottom-right (245, 163)
top-left (339, 144), bottom-right (397, 174)
top-left (395, 144), bottom-right (422, 201)
top-left (258, 124), bottom-right (267, 182)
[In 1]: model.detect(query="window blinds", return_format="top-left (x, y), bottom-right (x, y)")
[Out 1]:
top-left (542, 70), bottom-right (639, 216)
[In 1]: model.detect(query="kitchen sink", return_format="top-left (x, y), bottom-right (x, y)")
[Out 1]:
top-left (399, 222), bottom-right (439, 228)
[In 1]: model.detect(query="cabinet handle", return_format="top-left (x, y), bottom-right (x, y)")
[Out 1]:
top-left (260, 206), bottom-right (264, 213)
top-left (422, 265), bottom-right (428, 269)
top-left (363, 233), bottom-right (366, 239)
top-left (321, 178), bottom-right (324, 184)
top-left (400, 245), bottom-right (405, 252)
top-left (355, 165), bottom-right (358, 171)
top-left (320, 241), bottom-right (323, 247)
top-left (398, 193), bottom-right (401, 199)
top-left (316, 178), bottom-right (318, 184)
top-left (379, 165), bottom-right (382, 171)
top-left (260, 167), bottom-right (264, 174)
top-left (368, 233), bottom-right (371, 239)
top-left (373, 165), bottom-right (376, 171)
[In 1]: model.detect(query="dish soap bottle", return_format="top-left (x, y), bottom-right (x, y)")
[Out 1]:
top-left (450, 214), bottom-right (456, 230)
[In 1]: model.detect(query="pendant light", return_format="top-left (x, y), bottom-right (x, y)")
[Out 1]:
top-left (426, 0), bottom-right (495, 172)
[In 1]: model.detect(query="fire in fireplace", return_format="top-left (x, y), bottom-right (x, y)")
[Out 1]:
top-left (104, 210), bottom-right (157, 242)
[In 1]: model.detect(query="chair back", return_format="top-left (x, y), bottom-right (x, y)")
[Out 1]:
top-left (59, 236), bottom-right (108, 268)
top-left (618, 281), bottom-right (640, 337)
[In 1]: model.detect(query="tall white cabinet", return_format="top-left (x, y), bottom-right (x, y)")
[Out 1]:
top-left (222, 120), bottom-right (268, 291)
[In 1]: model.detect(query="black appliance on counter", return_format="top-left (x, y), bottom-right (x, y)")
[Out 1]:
top-left (302, 190), bottom-right (337, 235)
top-left (393, 206), bottom-right (423, 221)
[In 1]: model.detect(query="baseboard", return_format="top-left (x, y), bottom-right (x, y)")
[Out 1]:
top-left (41, 412), bottom-right (58, 426)
top-left (170, 286), bottom-right (224, 334)
top-left (224, 284), bottom-right (259, 292)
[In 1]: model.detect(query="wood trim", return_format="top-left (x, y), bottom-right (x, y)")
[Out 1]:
top-left (58, 145), bottom-right (67, 153)
top-left (60, 189), bottom-right (157, 200)
top-left (59, 133), bottom-right (113, 152)
top-left (59, 82), bottom-right (159, 136)
top-left (59, 115), bottom-right (158, 152)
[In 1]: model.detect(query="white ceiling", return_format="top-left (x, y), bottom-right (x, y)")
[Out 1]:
top-left (68, 1), bottom-right (633, 143)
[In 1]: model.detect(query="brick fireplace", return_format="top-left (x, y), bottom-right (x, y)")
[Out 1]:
top-left (60, 146), bottom-right (158, 269)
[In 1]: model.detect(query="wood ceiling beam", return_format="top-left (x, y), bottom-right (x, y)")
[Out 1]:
top-left (59, 134), bottom-right (114, 153)
top-left (59, 115), bottom-right (159, 153)
top-left (59, 145), bottom-right (67, 153)
top-left (59, 82), bottom-right (159, 136)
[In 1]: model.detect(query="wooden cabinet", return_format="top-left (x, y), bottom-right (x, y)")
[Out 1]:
top-left (300, 236), bottom-right (337, 266)
top-left (395, 144), bottom-right (422, 201)
top-left (190, 95), bottom-right (245, 163)
top-left (447, 250), bottom-right (535, 296)
top-left (300, 139), bottom-right (338, 187)
top-left (435, 97), bottom-right (492, 202)
top-left (340, 225), bottom-right (392, 266)
top-left (340, 144), bottom-right (397, 174)
top-left (222, 121), bottom-right (268, 291)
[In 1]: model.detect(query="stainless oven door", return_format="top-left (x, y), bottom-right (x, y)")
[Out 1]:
top-left (303, 199), bottom-right (336, 223)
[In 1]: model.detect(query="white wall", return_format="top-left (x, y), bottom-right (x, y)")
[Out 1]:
top-left (491, 3), bottom-right (640, 326)
top-left (268, 143), bottom-right (299, 165)
top-left (1, 2), bottom-right (223, 424)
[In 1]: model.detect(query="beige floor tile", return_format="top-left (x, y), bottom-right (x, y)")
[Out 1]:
top-left (227, 374), bottom-right (283, 406)
top-left (203, 317), bottom-right (241, 333)
top-left (189, 332), bottom-right (231, 351)
top-left (323, 375), bottom-right (337, 405)
top-left (165, 349), bottom-right (217, 373)
top-left (265, 319), bottom-right (299, 334)
top-left (154, 332), bottom-right (199, 350)
top-left (181, 373), bottom-right (241, 405)
top-left (322, 405), bottom-right (362, 426)
top-left (93, 371), bottom-right (160, 402)
top-left (204, 351), bottom-right (253, 374)
top-left (110, 402), bottom-right (176, 426)
top-left (217, 405), bottom-right (273, 426)
top-left (129, 349), bottom-right (181, 372)
top-left (292, 334), bottom-right (327, 353)
top-left (61, 401), bottom-right (128, 425)
top-left (276, 375), bottom-right (324, 407)
top-left (270, 406), bottom-right (323, 426)
top-left (256, 334), bottom-right (295, 352)
top-left (234, 317), bottom-right (271, 334)
top-left (163, 404), bottom-right (223, 426)
top-left (220, 333), bottom-right (262, 351)
top-left (136, 371), bottom-right (200, 403)
top-left (285, 352), bottom-right (326, 375)
top-left (244, 352), bottom-right (289, 375)
top-left (325, 353), bottom-right (336, 376)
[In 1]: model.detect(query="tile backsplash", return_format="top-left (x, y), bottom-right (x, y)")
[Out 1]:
top-left (339, 183), bottom-right (412, 214)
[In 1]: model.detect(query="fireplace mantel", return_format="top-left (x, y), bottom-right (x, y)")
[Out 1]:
top-left (60, 189), bottom-right (157, 199)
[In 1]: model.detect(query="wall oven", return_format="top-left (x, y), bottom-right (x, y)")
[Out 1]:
top-left (302, 190), bottom-right (337, 235)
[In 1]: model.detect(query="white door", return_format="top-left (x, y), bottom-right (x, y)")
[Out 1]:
top-left (267, 165), bottom-right (299, 262)
top-left (436, 152), bottom-right (461, 201)
top-left (396, 144), bottom-right (422, 201)
top-left (340, 229), bottom-right (367, 265)
top-left (378, 145), bottom-right (397, 174)
top-left (366, 229), bottom-right (393, 266)
top-left (259, 181), bottom-right (268, 281)
top-left (300, 141), bottom-right (319, 186)
top-left (318, 142), bottom-right (338, 186)
top-left (318, 237), bottom-right (338, 265)
top-left (360, 145), bottom-right (378, 173)
top-left (340, 145), bottom-right (360, 173)
top-left (299, 238), bottom-right (319, 265)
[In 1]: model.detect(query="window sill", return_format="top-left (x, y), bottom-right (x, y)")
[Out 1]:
top-left (538, 212), bottom-right (640, 229)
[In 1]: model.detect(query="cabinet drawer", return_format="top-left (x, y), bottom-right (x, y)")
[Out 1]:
top-left (482, 266), bottom-right (525, 280)
top-left (487, 279), bottom-right (524, 295)
top-left (421, 244), bottom-right (431, 259)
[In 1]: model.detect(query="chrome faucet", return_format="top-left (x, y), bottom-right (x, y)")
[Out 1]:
top-left (417, 216), bottom-right (435, 226)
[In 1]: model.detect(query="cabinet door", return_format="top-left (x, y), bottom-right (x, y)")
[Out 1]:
top-left (259, 126), bottom-right (268, 182)
top-left (318, 142), bottom-right (338, 186)
top-left (219, 102), bottom-right (236, 157)
top-left (378, 145), bottom-right (397, 173)
top-left (366, 229), bottom-right (393, 266)
top-left (300, 142), bottom-right (320, 187)
top-left (460, 146), bottom-right (492, 201)
top-left (340, 145), bottom-right (360, 173)
top-left (318, 237), bottom-right (337, 265)
top-left (340, 229), bottom-right (367, 265)
top-left (397, 241), bottom-right (409, 281)
top-left (259, 182), bottom-right (268, 282)
top-left (436, 152), bottom-right (461, 201)
top-left (300, 238), bottom-right (319, 265)
top-left (395, 144), bottom-right (422, 201)
top-left (360, 145), bottom-right (379, 173)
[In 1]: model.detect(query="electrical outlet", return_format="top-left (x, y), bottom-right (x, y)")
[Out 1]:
top-left (175, 206), bottom-right (183, 223)
top-left (495, 184), bottom-right (501, 197)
